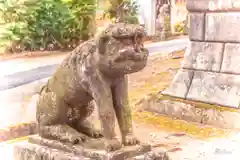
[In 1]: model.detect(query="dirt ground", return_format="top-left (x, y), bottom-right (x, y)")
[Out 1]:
top-left (128, 49), bottom-right (184, 107)
top-left (81, 49), bottom-right (234, 158)
top-left (124, 50), bottom-right (236, 158)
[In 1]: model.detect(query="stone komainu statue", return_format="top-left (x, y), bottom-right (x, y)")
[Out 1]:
top-left (36, 23), bottom-right (149, 151)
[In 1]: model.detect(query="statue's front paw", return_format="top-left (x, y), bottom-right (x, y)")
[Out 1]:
top-left (104, 138), bottom-right (122, 151)
top-left (122, 133), bottom-right (140, 146)
top-left (88, 128), bottom-right (103, 138)
top-left (69, 133), bottom-right (87, 144)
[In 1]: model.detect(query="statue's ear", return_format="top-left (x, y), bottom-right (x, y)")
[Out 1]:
top-left (98, 35), bottom-right (109, 55)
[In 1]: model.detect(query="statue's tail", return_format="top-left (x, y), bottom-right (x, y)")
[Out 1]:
top-left (35, 77), bottom-right (50, 95)
top-left (38, 84), bottom-right (46, 95)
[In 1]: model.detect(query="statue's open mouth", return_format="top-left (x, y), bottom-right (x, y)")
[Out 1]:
top-left (133, 33), bottom-right (145, 53)
top-left (113, 34), bottom-right (147, 63)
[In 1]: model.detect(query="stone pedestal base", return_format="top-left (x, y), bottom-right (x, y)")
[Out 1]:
top-left (13, 135), bottom-right (169, 160)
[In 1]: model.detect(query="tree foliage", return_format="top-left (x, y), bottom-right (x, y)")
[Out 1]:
top-left (0, 0), bottom-right (96, 52)
top-left (104, 0), bottom-right (139, 24)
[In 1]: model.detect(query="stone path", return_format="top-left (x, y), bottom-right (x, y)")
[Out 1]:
top-left (0, 38), bottom-right (188, 91)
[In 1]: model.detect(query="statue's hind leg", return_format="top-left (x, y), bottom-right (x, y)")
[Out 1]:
top-left (70, 101), bottom-right (103, 138)
top-left (36, 91), bottom-right (88, 144)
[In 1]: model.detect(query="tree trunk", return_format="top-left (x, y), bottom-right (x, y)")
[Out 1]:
top-left (108, 0), bottom-right (125, 23)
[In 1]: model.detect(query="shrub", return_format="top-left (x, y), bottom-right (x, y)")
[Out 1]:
top-left (0, 0), bottom-right (96, 52)
top-left (174, 21), bottom-right (185, 33)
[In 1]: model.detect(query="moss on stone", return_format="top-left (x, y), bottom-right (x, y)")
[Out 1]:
top-left (3, 136), bottom-right (29, 144)
top-left (132, 111), bottom-right (232, 139)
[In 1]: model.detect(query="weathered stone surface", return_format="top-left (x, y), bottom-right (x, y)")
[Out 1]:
top-left (186, 71), bottom-right (240, 108)
top-left (13, 137), bottom-right (169, 160)
top-left (27, 135), bottom-right (152, 159)
top-left (166, 0), bottom-right (240, 119)
top-left (182, 41), bottom-right (224, 72)
top-left (187, 0), bottom-right (240, 12)
top-left (205, 13), bottom-right (240, 42)
top-left (36, 23), bottom-right (149, 152)
top-left (221, 43), bottom-right (240, 74)
top-left (14, 142), bottom-right (84, 160)
top-left (142, 149), bottom-right (170, 160)
top-left (188, 13), bottom-right (204, 41)
top-left (162, 69), bottom-right (194, 99)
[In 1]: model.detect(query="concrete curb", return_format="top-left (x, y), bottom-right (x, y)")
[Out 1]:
top-left (138, 93), bottom-right (240, 129)
top-left (0, 122), bottom-right (36, 142)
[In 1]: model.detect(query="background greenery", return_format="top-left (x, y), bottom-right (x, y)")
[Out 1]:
top-left (0, 0), bottom-right (96, 52)
top-left (103, 0), bottom-right (139, 24)
top-left (0, 0), bottom-right (140, 53)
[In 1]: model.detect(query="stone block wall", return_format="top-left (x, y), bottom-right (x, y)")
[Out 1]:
top-left (163, 0), bottom-right (240, 108)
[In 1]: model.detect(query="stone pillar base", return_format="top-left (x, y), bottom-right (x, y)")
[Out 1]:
top-left (13, 135), bottom-right (169, 160)
top-left (163, 0), bottom-right (240, 108)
